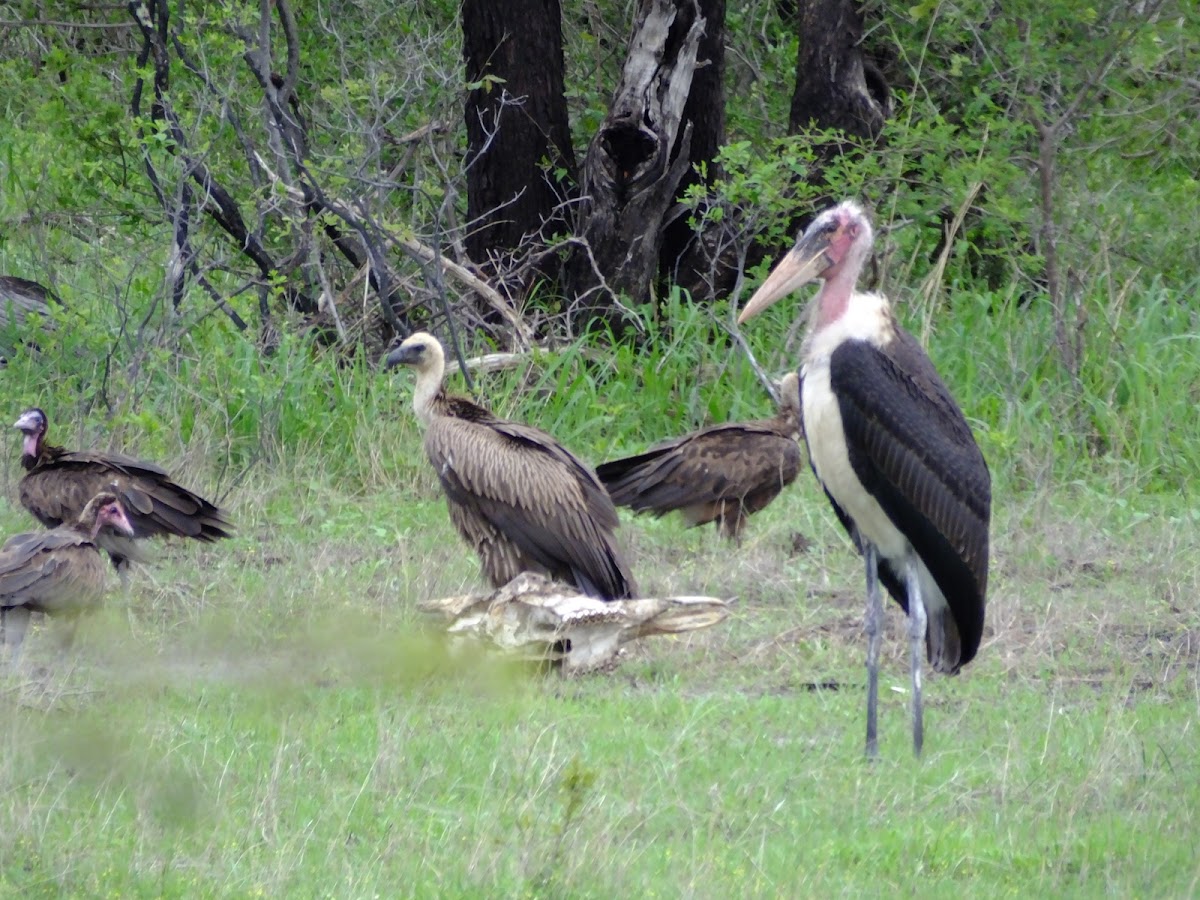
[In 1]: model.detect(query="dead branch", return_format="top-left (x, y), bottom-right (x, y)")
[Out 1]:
top-left (396, 236), bottom-right (532, 350)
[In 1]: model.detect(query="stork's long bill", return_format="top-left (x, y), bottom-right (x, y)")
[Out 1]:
top-left (737, 225), bottom-right (836, 325)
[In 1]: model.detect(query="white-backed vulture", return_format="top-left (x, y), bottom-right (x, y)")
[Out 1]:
top-left (385, 333), bottom-right (637, 601)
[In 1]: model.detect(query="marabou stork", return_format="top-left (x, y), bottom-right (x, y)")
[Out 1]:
top-left (738, 200), bottom-right (991, 757)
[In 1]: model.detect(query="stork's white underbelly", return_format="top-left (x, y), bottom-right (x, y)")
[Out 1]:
top-left (802, 359), bottom-right (907, 558)
top-left (802, 356), bottom-right (947, 624)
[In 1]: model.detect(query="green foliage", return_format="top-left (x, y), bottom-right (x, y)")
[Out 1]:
top-left (0, 0), bottom-right (1197, 502)
top-left (459, 290), bottom-right (784, 462)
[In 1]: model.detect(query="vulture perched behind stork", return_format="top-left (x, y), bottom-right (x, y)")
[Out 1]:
top-left (0, 490), bottom-right (134, 664)
top-left (13, 408), bottom-right (233, 578)
top-left (385, 332), bottom-right (637, 601)
top-left (596, 373), bottom-right (803, 541)
top-left (738, 199), bottom-right (991, 757)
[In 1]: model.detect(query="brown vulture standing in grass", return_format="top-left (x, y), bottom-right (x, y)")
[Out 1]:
top-left (738, 200), bottom-right (991, 758)
top-left (596, 373), bottom-right (804, 542)
top-left (0, 490), bottom-right (134, 665)
top-left (13, 408), bottom-right (233, 581)
top-left (384, 332), bottom-right (637, 601)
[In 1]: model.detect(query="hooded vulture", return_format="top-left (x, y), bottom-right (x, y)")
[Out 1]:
top-left (596, 373), bottom-right (803, 542)
top-left (385, 332), bottom-right (637, 601)
top-left (1, 490), bottom-right (134, 664)
top-left (14, 408), bottom-right (233, 579)
top-left (738, 200), bottom-right (991, 758)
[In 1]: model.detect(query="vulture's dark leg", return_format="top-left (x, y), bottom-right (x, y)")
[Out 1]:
top-left (731, 507), bottom-right (748, 546)
top-left (112, 554), bottom-right (131, 591)
top-left (863, 541), bottom-right (882, 760)
top-left (2, 607), bottom-right (32, 670)
top-left (905, 553), bottom-right (927, 757)
top-left (716, 504), bottom-right (738, 543)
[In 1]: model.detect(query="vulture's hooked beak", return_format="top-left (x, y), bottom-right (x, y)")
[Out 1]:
top-left (106, 503), bottom-right (136, 538)
top-left (13, 410), bottom-right (40, 432)
top-left (383, 344), bottom-right (420, 371)
top-left (737, 228), bottom-right (834, 324)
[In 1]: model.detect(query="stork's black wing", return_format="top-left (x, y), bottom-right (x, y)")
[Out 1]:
top-left (828, 329), bottom-right (991, 667)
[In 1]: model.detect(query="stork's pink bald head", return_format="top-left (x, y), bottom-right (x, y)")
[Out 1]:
top-left (738, 201), bottom-right (875, 327)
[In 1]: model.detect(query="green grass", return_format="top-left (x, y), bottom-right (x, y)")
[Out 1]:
top-left (1, 4), bottom-right (1197, 892)
top-left (0, 455), bottom-right (1197, 896)
top-left (2, 265), bottom-right (1198, 897)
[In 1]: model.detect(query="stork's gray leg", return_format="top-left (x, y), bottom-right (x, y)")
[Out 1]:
top-left (2, 606), bottom-right (32, 672)
top-left (863, 541), bottom-right (882, 759)
top-left (905, 554), bottom-right (927, 757)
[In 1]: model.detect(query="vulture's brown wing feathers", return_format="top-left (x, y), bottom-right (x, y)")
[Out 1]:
top-left (0, 526), bottom-right (107, 615)
top-left (598, 421), bottom-right (801, 517)
top-left (20, 450), bottom-right (232, 545)
top-left (425, 415), bottom-right (636, 601)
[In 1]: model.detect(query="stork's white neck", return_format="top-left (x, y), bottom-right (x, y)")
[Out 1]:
top-left (804, 289), bottom-right (895, 365)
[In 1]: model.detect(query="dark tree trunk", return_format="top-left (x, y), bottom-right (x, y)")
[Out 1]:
top-left (659, 0), bottom-right (727, 302)
top-left (566, 0), bottom-right (705, 337)
top-left (770, 0), bottom-right (890, 254)
top-left (788, 0), bottom-right (888, 144)
top-left (461, 0), bottom-right (577, 276)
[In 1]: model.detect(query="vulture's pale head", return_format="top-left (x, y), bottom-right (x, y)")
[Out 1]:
top-left (384, 332), bottom-right (446, 376)
top-left (384, 332), bottom-right (448, 426)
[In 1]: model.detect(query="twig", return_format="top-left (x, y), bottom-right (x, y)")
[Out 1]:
top-left (309, 240), bottom-right (348, 344)
top-left (721, 319), bottom-right (783, 406)
top-left (918, 180), bottom-right (984, 341)
top-left (396, 236), bottom-right (533, 350)
top-left (723, 240), bottom-right (786, 404)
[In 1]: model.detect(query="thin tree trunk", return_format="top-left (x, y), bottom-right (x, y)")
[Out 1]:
top-left (462, 0), bottom-right (577, 276)
top-left (659, 0), bottom-right (727, 302)
top-left (788, 0), bottom-right (888, 142)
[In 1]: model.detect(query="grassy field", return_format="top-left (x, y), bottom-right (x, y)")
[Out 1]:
top-left (0, 438), bottom-right (1196, 897)
top-left (1, 2), bottom-right (1196, 893)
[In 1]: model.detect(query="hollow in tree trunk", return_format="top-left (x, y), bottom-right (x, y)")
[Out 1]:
top-left (566, 0), bottom-right (706, 338)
